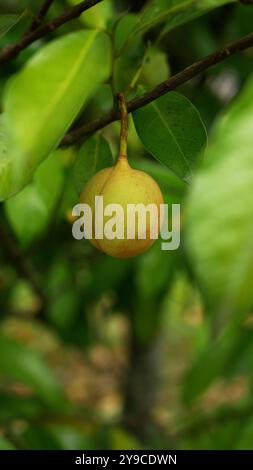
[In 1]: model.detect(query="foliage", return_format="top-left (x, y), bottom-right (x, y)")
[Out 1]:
top-left (0, 0), bottom-right (253, 451)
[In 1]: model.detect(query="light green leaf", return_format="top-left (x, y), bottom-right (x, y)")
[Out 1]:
top-left (114, 13), bottom-right (139, 52)
top-left (141, 47), bottom-right (170, 89)
top-left (133, 92), bottom-right (207, 182)
top-left (73, 133), bottom-right (114, 195)
top-left (0, 30), bottom-right (110, 201)
top-left (133, 0), bottom-right (235, 37)
top-left (5, 150), bottom-right (65, 246)
top-left (186, 75), bottom-right (253, 316)
top-left (0, 335), bottom-right (65, 407)
top-left (182, 75), bottom-right (253, 401)
top-left (69, 0), bottom-right (113, 28)
top-left (0, 11), bottom-right (26, 39)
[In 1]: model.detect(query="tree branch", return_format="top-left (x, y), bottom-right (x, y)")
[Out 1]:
top-left (62, 31), bottom-right (253, 146)
top-left (26, 0), bottom-right (55, 34)
top-left (0, 0), bottom-right (103, 65)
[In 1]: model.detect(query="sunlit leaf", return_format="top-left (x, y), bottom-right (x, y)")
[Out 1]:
top-left (68, 0), bottom-right (113, 28)
top-left (5, 150), bottom-right (65, 246)
top-left (0, 30), bottom-right (110, 201)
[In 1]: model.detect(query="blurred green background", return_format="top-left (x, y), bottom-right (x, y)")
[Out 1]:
top-left (0, 0), bottom-right (253, 450)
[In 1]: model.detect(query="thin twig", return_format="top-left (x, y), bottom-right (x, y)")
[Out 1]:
top-left (62, 31), bottom-right (253, 146)
top-left (26, 0), bottom-right (55, 34)
top-left (0, 0), bottom-right (103, 65)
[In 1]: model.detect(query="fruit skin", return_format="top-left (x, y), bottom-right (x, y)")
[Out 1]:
top-left (80, 157), bottom-right (164, 259)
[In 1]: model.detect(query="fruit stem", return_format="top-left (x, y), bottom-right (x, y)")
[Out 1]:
top-left (117, 92), bottom-right (128, 159)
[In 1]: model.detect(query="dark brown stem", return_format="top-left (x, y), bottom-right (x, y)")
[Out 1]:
top-left (117, 92), bottom-right (128, 158)
top-left (0, 0), bottom-right (103, 65)
top-left (26, 0), bottom-right (55, 34)
top-left (62, 31), bottom-right (253, 146)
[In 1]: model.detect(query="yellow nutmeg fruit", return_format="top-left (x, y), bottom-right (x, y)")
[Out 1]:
top-left (80, 94), bottom-right (164, 259)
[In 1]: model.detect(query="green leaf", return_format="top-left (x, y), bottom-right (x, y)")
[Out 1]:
top-left (5, 150), bottom-right (65, 246)
top-left (0, 334), bottom-right (65, 407)
top-left (133, 92), bottom-right (207, 182)
top-left (141, 47), bottom-right (170, 89)
top-left (133, 0), bottom-right (235, 37)
top-left (114, 13), bottom-right (139, 52)
top-left (114, 14), bottom-right (145, 92)
top-left (162, 0), bottom-right (236, 35)
top-left (186, 75), bottom-right (253, 316)
top-left (73, 134), bottom-right (114, 195)
top-left (68, 0), bottom-right (113, 28)
top-left (0, 30), bottom-right (110, 201)
top-left (0, 12), bottom-right (26, 39)
top-left (183, 76), bottom-right (253, 403)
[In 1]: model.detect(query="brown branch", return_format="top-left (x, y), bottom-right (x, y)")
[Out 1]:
top-left (0, 224), bottom-right (47, 316)
top-left (62, 31), bottom-right (253, 147)
top-left (26, 0), bottom-right (55, 34)
top-left (0, 0), bottom-right (103, 65)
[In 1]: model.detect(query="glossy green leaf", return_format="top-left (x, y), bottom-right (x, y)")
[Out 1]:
top-left (0, 12), bottom-right (26, 39)
top-left (0, 335), bottom-right (65, 407)
top-left (0, 30), bottom-right (110, 201)
top-left (5, 150), bottom-right (65, 246)
top-left (133, 0), bottom-right (235, 37)
top-left (186, 75), bottom-right (253, 315)
top-left (133, 92), bottom-right (207, 182)
top-left (73, 133), bottom-right (114, 195)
